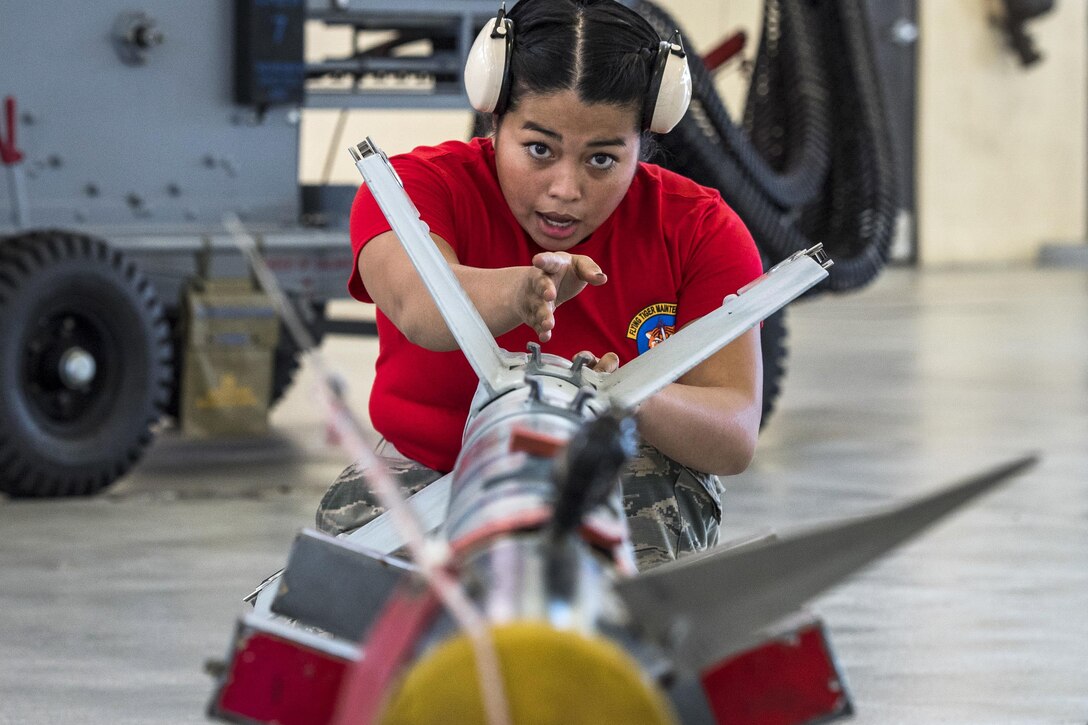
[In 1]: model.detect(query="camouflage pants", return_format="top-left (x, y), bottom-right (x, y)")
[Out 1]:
top-left (315, 441), bottom-right (722, 572)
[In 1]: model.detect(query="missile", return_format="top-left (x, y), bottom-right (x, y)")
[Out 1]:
top-left (207, 138), bottom-right (1037, 725)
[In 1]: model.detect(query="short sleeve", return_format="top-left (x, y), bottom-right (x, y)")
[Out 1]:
top-left (346, 151), bottom-right (460, 302)
top-left (674, 196), bottom-right (764, 330)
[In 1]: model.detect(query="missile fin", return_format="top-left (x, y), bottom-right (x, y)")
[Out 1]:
top-left (615, 454), bottom-right (1038, 672)
top-left (341, 472), bottom-right (453, 555)
top-left (350, 138), bottom-right (521, 397)
top-left (600, 249), bottom-right (828, 411)
top-left (271, 529), bottom-right (415, 641)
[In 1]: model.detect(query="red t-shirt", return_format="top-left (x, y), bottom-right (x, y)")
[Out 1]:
top-left (349, 137), bottom-right (762, 472)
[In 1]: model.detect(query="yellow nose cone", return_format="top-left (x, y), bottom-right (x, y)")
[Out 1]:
top-left (379, 622), bottom-right (677, 725)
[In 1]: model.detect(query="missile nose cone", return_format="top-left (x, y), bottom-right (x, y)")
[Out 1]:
top-left (378, 623), bottom-right (677, 725)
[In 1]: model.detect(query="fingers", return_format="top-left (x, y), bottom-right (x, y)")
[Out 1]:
top-left (519, 268), bottom-right (556, 341)
top-left (572, 255), bottom-right (608, 285)
top-left (532, 253), bottom-right (607, 285)
top-left (533, 270), bottom-right (557, 303)
top-left (532, 252), bottom-right (572, 274)
top-left (534, 308), bottom-right (555, 342)
top-left (594, 352), bottom-right (619, 373)
top-left (574, 351), bottom-right (619, 374)
top-left (525, 254), bottom-right (604, 341)
top-left (522, 294), bottom-right (553, 342)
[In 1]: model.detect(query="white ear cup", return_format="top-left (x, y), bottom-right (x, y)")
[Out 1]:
top-left (464, 16), bottom-right (513, 114)
top-left (647, 41), bottom-right (692, 134)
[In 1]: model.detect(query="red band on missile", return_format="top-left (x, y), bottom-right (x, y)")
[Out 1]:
top-left (510, 427), bottom-right (567, 458)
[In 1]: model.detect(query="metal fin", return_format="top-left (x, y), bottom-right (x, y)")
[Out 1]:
top-left (350, 138), bottom-right (517, 397)
top-left (270, 529), bottom-right (415, 641)
top-left (343, 472), bottom-right (453, 554)
top-left (600, 249), bottom-right (828, 411)
top-left (615, 454), bottom-right (1039, 672)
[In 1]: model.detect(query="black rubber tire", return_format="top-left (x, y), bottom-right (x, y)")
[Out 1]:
top-left (0, 230), bottom-right (172, 497)
top-left (269, 300), bottom-right (327, 407)
top-left (641, 0), bottom-right (897, 294)
top-left (759, 307), bottom-right (789, 429)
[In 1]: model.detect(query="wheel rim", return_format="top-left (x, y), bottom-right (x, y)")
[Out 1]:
top-left (21, 304), bottom-right (120, 430)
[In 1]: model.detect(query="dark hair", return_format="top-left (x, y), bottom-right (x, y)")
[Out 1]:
top-left (503, 0), bottom-right (662, 131)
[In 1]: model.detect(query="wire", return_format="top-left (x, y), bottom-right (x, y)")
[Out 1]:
top-left (222, 212), bottom-right (511, 725)
top-left (321, 108), bottom-right (351, 186)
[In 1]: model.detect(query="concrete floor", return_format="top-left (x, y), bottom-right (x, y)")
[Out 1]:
top-left (1, 266), bottom-right (1086, 724)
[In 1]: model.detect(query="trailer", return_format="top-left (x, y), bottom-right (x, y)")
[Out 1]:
top-left (0, 1), bottom-right (502, 497)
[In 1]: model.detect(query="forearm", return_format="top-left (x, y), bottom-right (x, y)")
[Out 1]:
top-left (361, 231), bottom-right (546, 351)
top-left (367, 233), bottom-right (603, 351)
top-left (396, 263), bottom-right (530, 351)
top-left (635, 381), bottom-right (761, 476)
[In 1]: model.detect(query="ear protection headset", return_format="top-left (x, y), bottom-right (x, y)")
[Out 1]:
top-left (463, 3), bottom-right (692, 134)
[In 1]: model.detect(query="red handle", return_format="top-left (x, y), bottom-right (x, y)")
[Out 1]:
top-left (0, 96), bottom-right (24, 165)
top-left (703, 31), bottom-right (748, 73)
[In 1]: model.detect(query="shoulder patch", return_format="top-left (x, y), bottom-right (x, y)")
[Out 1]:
top-left (627, 303), bottom-right (678, 354)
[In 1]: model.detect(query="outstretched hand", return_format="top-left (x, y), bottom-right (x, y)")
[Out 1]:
top-left (517, 252), bottom-right (607, 342)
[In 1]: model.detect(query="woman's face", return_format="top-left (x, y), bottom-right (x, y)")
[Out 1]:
top-left (494, 90), bottom-right (641, 252)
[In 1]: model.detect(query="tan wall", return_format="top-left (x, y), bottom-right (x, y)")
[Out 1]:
top-left (657, 0), bottom-right (763, 115)
top-left (917, 1), bottom-right (1087, 264)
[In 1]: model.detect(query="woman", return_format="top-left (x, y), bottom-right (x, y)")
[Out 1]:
top-left (318, 0), bottom-right (763, 571)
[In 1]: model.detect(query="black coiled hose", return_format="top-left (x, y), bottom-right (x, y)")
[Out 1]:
top-left (688, 0), bottom-right (832, 209)
top-left (638, 0), bottom-right (897, 293)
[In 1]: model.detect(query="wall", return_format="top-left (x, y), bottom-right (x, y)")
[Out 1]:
top-left (657, 0), bottom-right (763, 116)
top-left (917, 1), bottom-right (1087, 264)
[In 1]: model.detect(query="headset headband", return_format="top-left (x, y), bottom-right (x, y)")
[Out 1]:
top-left (464, 3), bottom-right (691, 133)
